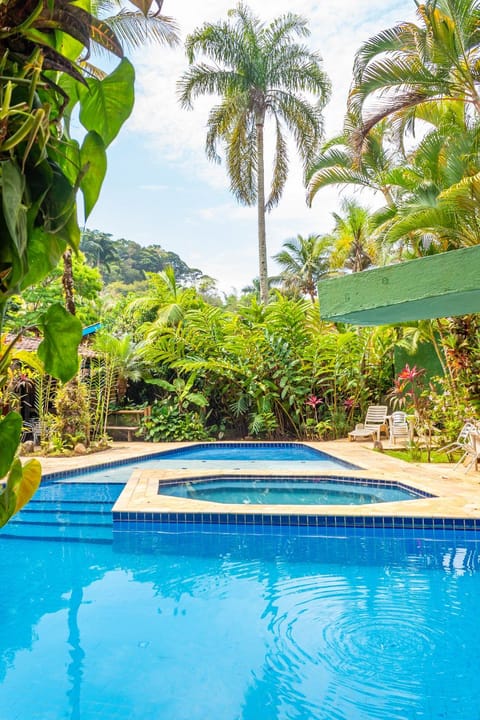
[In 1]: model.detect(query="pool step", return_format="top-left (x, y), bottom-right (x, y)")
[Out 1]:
top-left (0, 482), bottom-right (122, 543)
top-left (34, 483), bottom-right (123, 504)
top-left (15, 510), bottom-right (111, 526)
top-left (22, 503), bottom-right (111, 516)
top-left (0, 520), bottom-right (112, 543)
top-left (28, 500), bottom-right (115, 514)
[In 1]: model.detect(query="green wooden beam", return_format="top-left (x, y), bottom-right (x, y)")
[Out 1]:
top-left (318, 246), bottom-right (480, 325)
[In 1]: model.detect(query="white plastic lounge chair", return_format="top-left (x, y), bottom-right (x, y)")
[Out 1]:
top-left (437, 422), bottom-right (477, 458)
top-left (348, 405), bottom-right (388, 442)
top-left (389, 411), bottom-right (410, 445)
top-left (21, 420), bottom-right (41, 445)
top-left (454, 429), bottom-right (480, 473)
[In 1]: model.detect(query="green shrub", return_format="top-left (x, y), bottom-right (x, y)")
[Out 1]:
top-left (142, 402), bottom-right (211, 442)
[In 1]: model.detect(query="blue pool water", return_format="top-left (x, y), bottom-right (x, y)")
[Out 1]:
top-left (1, 477), bottom-right (480, 719)
top-left (46, 443), bottom-right (357, 484)
top-left (157, 442), bottom-right (345, 461)
top-left (152, 442), bottom-right (359, 471)
top-left (159, 476), bottom-right (421, 505)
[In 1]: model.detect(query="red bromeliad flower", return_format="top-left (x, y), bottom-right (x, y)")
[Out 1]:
top-left (397, 364), bottom-right (425, 382)
top-left (344, 398), bottom-right (355, 409)
top-left (306, 394), bottom-right (323, 408)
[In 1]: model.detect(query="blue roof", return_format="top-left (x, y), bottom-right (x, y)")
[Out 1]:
top-left (82, 322), bottom-right (102, 336)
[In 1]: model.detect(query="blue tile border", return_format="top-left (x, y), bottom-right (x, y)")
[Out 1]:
top-left (113, 511), bottom-right (480, 532)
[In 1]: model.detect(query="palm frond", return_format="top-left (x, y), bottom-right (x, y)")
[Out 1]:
top-left (265, 116), bottom-right (288, 211)
top-left (100, 10), bottom-right (179, 53)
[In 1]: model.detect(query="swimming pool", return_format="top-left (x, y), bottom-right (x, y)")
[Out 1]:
top-left (1, 459), bottom-right (479, 719)
top-left (1, 484), bottom-right (480, 720)
top-left (158, 475), bottom-right (423, 505)
top-left (155, 442), bottom-right (353, 462)
top-left (43, 442), bottom-right (358, 485)
top-left (150, 442), bottom-right (359, 471)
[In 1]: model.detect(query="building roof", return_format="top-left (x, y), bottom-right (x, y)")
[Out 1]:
top-left (318, 246), bottom-right (480, 325)
top-left (5, 335), bottom-right (97, 358)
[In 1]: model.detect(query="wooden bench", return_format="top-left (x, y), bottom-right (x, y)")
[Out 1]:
top-left (106, 407), bottom-right (151, 442)
top-left (105, 425), bottom-right (139, 442)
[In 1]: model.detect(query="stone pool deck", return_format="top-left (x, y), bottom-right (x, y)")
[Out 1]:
top-left (28, 439), bottom-right (480, 521)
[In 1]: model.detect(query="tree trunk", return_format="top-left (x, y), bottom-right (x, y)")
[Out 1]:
top-left (62, 249), bottom-right (76, 315)
top-left (255, 117), bottom-right (268, 305)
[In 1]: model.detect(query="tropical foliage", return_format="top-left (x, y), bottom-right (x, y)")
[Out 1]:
top-left (305, 0), bottom-right (480, 423)
top-left (3, 0), bottom-right (479, 491)
top-left (273, 234), bottom-right (332, 300)
top-left (348, 0), bottom-right (480, 147)
top-left (0, 0), bottom-right (143, 526)
top-left (326, 199), bottom-right (377, 273)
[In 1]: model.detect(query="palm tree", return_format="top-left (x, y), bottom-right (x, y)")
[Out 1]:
top-left (327, 199), bottom-right (377, 273)
top-left (306, 120), bottom-right (402, 207)
top-left (273, 234), bottom-right (332, 301)
top-left (349, 0), bottom-right (480, 150)
top-left (126, 265), bottom-right (200, 336)
top-left (178, 4), bottom-right (330, 305)
top-left (94, 333), bottom-right (146, 404)
top-left (91, 0), bottom-right (178, 59)
top-left (372, 103), bottom-right (480, 256)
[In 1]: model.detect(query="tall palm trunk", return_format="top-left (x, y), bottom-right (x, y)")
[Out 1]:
top-left (62, 249), bottom-right (76, 315)
top-left (352, 240), bottom-right (363, 273)
top-left (306, 276), bottom-right (316, 303)
top-left (256, 115), bottom-right (268, 305)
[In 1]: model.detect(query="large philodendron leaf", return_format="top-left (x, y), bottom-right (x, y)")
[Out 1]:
top-left (79, 59), bottom-right (135, 147)
top-left (0, 463), bottom-right (18, 528)
top-left (37, 304), bottom-right (83, 382)
top-left (25, 156), bottom-right (80, 251)
top-left (13, 459), bottom-right (42, 513)
top-left (80, 131), bottom-right (107, 219)
top-left (20, 227), bottom-right (66, 290)
top-left (0, 458), bottom-right (42, 528)
top-left (1, 160), bottom-right (27, 257)
top-left (55, 137), bottom-right (81, 187)
top-left (0, 412), bottom-right (22, 478)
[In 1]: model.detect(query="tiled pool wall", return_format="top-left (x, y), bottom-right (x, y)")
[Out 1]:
top-left (40, 451), bottom-right (167, 482)
top-left (156, 473), bottom-right (435, 498)
top-left (112, 511), bottom-right (480, 532)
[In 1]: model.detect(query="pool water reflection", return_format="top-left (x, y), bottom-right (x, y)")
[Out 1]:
top-left (1, 523), bottom-right (480, 719)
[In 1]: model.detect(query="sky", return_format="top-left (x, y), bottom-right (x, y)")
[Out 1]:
top-left (86, 0), bottom-right (416, 295)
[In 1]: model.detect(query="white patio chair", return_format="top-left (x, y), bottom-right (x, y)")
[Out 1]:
top-left (21, 419), bottom-right (41, 445)
top-left (21, 421), bottom-right (33, 442)
top-left (454, 429), bottom-right (480, 473)
top-left (437, 422), bottom-right (477, 459)
top-left (389, 411), bottom-right (410, 445)
top-left (348, 405), bottom-right (388, 442)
